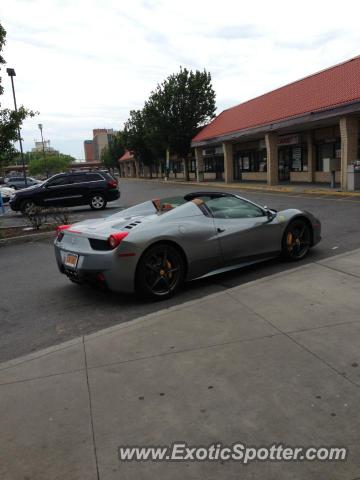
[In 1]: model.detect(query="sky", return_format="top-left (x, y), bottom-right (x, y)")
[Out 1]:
top-left (1, 0), bottom-right (360, 159)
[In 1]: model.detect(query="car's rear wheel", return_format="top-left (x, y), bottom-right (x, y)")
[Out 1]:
top-left (90, 194), bottom-right (107, 210)
top-left (136, 244), bottom-right (185, 299)
top-left (282, 219), bottom-right (311, 261)
top-left (20, 200), bottom-right (36, 214)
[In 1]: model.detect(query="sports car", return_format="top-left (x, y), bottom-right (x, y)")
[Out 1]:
top-left (54, 192), bottom-right (321, 299)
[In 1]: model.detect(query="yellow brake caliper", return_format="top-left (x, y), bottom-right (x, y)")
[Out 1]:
top-left (166, 260), bottom-right (172, 279)
top-left (287, 232), bottom-right (294, 250)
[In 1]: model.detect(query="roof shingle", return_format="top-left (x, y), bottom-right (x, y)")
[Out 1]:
top-left (193, 56), bottom-right (360, 143)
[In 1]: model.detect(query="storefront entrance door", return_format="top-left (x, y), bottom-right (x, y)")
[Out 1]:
top-left (278, 148), bottom-right (291, 182)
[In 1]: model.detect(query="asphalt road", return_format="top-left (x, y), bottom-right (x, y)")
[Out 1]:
top-left (1, 179), bottom-right (360, 363)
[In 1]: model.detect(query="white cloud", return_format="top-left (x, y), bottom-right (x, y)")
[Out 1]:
top-left (1, 0), bottom-right (360, 158)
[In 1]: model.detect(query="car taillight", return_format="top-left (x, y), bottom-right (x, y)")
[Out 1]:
top-left (108, 231), bottom-right (128, 249)
top-left (107, 180), bottom-right (118, 188)
top-left (56, 224), bottom-right (70, 240)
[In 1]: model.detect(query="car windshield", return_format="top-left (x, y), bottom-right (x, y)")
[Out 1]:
top-left (202, 196), bottom-right (265, 219)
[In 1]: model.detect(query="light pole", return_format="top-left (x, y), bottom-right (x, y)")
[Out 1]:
top-left (6, 68), bottom-right (27, 187)
top-left (38, 123), bottom-right (48, 178)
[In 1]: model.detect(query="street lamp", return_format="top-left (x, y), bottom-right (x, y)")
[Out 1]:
top-left (6, 68), bottom-right (27, 187)
top-left (38, 123), bottom-right (48, 179)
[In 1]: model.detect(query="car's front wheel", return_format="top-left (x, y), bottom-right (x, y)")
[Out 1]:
top-left (136, 243), bottom-right (185, 299)
top-left (282, 219), bottom-right (311, 261)
top-left (20, 200), bottom-right (36, 214)
top-left (90, 193), bottom-right (107, 210)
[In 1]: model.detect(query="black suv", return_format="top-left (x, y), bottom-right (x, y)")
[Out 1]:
top-left (10, 171), bottom-right (120, 213)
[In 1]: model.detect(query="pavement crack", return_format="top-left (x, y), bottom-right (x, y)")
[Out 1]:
top-left (314, 261), bottom-right (360, 280)
top-left (83, 336), bottom-right (100, 480)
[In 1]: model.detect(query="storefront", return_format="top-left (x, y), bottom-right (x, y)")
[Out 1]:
top-left (192, 56), bottom-right (360, 190)
top-left (277, 135), bottom-right (308, 182)
top-left (233, 140), bottom-right (267, 181)
top-left (203, 146), bottom-right (224, 180)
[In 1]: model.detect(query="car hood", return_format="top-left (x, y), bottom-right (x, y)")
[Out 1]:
top-left (16, 183), bottom-right (43, 194)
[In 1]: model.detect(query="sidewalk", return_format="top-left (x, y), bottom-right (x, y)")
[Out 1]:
top-left (124, 176), bottom-right (360, 198)
top-left (1, 250), bottom-right (360, 479)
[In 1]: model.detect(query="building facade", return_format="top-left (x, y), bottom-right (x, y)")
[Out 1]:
top-left (192, 56), bottom-right (360, 191)
top-left (83, 140), bottom-right (94, 162)
top-left (83, 129), bottom-right (117, 162)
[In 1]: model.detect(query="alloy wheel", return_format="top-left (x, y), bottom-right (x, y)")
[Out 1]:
top-left (91, 195), bottom-right (105, 210)
top-left (285, 220), bottom-right (311, 260)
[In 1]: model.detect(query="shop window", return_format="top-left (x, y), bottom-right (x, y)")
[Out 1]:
top-left (204, 155), bottom-right (224, 173)
top-left (291, 146), bottom-right (308, 172)
top-left (233, 150), bottom-right (267, 179)
top-left (316, 140), bottom-right (340, 171)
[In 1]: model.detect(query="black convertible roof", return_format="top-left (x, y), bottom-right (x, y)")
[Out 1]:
top-left (184, 192), bottom-right (235, 201)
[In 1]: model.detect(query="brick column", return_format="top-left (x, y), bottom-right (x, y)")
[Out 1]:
top-left (306, 131), bottom-right (316, 182)
top-left (340, 116), bottom-right (359, 191)
top-left (265, 133), bottom-right (278, 185)
top-left (222, 142), bottom-right (234, 183)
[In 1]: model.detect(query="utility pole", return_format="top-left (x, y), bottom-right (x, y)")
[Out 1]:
top-left (6, 68), bottom-right (27, 186)
top-left (38, 123), bottom-right (48, 178)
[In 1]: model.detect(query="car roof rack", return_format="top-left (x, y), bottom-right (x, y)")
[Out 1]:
top-left (67, 168), bottom-right (110, 173)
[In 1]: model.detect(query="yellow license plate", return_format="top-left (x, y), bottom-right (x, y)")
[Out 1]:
top-left (64, 253), bottom-right (78, 268)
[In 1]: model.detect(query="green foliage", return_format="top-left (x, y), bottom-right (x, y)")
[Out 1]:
top-left (0, 107), bottom-right (36, 166)
top-left (123, 109), bottom-right (157, 168)
top-left (0, 22), bottom-right (37, 170)
top-left (123, 67), bottom-right (216, 178)
top-left (0, 23), bottom-right (6, 96)
top-left (101, 131), bottom-right (125, 171)
top-left (28, 154), bottom-right (73, 177)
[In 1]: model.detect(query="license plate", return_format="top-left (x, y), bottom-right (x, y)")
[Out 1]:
top-left (64, 253), bottom-right (78, 268)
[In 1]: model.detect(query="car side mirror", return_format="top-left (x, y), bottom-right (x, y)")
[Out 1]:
top-left (264, 206), bottom-right (276, 222)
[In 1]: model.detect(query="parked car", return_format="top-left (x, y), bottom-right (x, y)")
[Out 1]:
top-left (54, 191), bottom-right (322, 299)
top-left (0, 186), bottom-right (16, 203)
top-left (9, 170), bottom-right (120, 213)
top-left (5, 176), bottom-right (41, 190)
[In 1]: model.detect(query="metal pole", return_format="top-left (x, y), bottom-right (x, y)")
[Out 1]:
top-left (39, 124), bottom-right (48, 178)
top-left (9, 75), bottom-right (27, 187)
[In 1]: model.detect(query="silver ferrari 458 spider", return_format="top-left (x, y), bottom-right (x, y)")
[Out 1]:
top-left (54, 192), bottom-right (321, 299)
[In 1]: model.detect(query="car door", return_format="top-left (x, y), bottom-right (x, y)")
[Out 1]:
top-left (69, 173), bottom-right (94, 205)
top-left (42, 175), bottom-right (75, 206)
top-left (205, 196), bottom-right (281, 265)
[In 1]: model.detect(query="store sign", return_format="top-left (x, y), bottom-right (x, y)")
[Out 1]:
top-left (278, 134), bottom-right (300, 146)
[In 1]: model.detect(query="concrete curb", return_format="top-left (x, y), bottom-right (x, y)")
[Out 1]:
top-left (121, 177), bottom-right (360, 197)
top-left (0, 230), bottom-right (54, 247)
top-left (2, 247), bottom-right (360, 372)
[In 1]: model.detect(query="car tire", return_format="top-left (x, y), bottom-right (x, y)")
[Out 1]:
top-left (281, 219), bottom-right (311, 261)
top-left (135, 243), bottom-right (185, 300)
top-left (20, 200), bottom-right (36, 214)
top-left (90, 193), bottom-right (107, 210)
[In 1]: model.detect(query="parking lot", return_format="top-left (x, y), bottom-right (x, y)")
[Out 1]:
top-left (1, 178), bottom-right (360, 363)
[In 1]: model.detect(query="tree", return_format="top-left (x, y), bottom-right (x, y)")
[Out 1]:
top-left (0, 23), bottom-right (37, 170)
top-left (123, 109), bottom-right (157, 177)
top-left (28, 153), bottom-right (74, 177)
top-left (145, 67), bottom-right (216, 179)
top-left (101, 131), bottom-right (125, 172)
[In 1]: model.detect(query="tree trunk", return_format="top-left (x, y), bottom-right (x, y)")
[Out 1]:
top-left (183, 157), bottom-right (189, 181)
